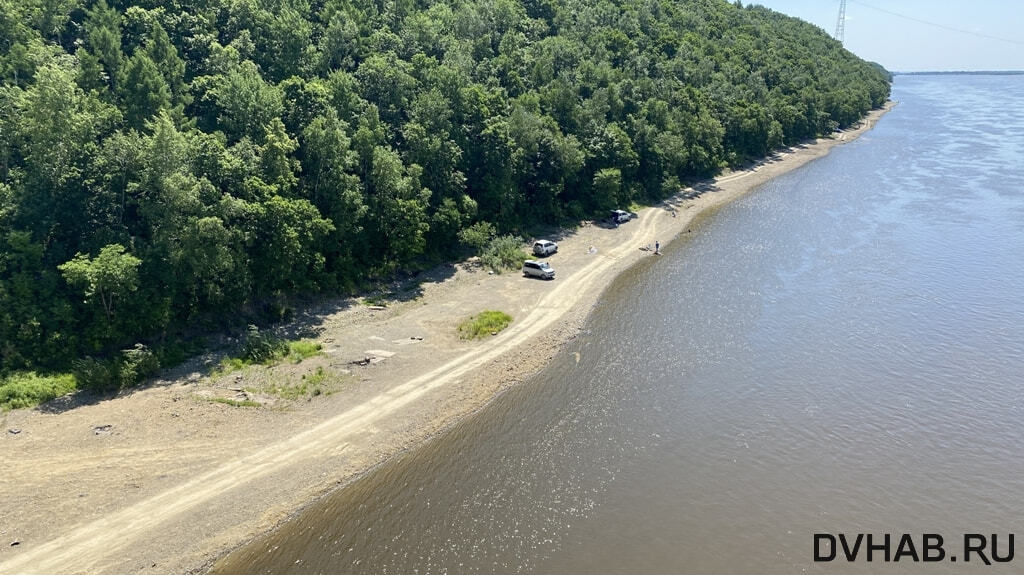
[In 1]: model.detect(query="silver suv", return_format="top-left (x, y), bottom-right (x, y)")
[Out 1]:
top-left (532, 240), bottom-right (558, 256)
top-left (610, 210), bottom-right (631, 224)
top-left (522, 260), bottom-right (555, 280)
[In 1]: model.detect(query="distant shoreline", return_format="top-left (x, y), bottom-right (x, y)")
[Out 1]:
top-left (893, 70), bottom-right (1024, 76)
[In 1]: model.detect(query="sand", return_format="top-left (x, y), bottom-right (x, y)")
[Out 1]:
top-left (0, 103), bottom-right (892, 575)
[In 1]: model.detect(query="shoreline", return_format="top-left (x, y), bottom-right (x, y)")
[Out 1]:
top-left (0, 103), bottom-right (893, 575)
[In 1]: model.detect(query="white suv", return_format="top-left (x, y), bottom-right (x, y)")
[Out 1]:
top-left (610, 210), bottom-right (631, 224)
top-left (522, 260), bottom-right (555, 280)
top-left (532, 240), bottom-right (558, 256)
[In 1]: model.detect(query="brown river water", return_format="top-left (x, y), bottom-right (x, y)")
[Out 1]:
top-left (213, 74), bottom-right (1024, 574)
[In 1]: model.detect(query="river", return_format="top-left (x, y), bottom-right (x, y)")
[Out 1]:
top-left (213, 74), bottom-right (1024, 574)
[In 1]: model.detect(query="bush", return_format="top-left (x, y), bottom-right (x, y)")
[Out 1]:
top-left (72, 357), bottom-right (119, 392)
top-left (119, 344), bottom-right (160, 387)
top-left (72, 344), bottom-right (160, 392)
top-left (458, 310), bottom-right (514, 339)
top-left (155, 337), bottom-right (207, 369)
top-left (0, 372), bottom-right (77, 411)
top-left (241, 325), bottom-right (288, 363)
top-left (458, 221), bottom-right (496, 253)
top-left (480, 235), bottom-right (528, 273)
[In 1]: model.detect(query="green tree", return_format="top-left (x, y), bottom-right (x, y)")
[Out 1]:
top-left (301, 110), bottom-right (367, 276)
top-left (120, 52), bottom-right (170, 129)
top-left (256, 1), bottom-right (313, 82)
top-left (260, 117), bottom-right (300, 193)
top-left (172, 216), bottom-right (246, 311)
top-left (318, 11), bottom-right (360, 72)
top-left (355, 53), bottom-right (416, 126)
top-left (14, 57), bottom-right (117, 243)
top-left (246, 195), bottom-right (334, 293)
top-left (591, 168), bottom-right (622, 211)
top-left (457, 221), bottom-right (495, 253)
top-left (83, 0), bottom-right (123, 90)
top-left (366, 146), bottom-right (430, 267)
top-left (144, 22), bottom-right (189, 107)
top-left (212, 60), bottom-right (284, 142)
top-left (58, 244), bottom-right (142, 322)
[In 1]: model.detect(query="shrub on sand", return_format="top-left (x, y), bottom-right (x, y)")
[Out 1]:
top-left (458, 311), bottom-right (513, 339)
top-left (480, 235), bottom-right (528, 273)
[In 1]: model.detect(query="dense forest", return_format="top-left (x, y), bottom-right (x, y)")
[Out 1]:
top-left (0, 0), bottom-right (890, 384)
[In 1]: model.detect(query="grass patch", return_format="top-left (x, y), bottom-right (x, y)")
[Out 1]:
top-left (214, 328), bottom-right (323, 375)
top-left (362, 294), bottom-right (390, 306)
top-left (0, 371), bottom-right (77, 411)
top-left (458, 310), bottom-right (513, 339)
top-left (285, 341), bottom-right (322, 363)
top-left (209, 396), bottom-right (261, 408)
top-left (267, 367), bottom-right (333, 400)
top-left (3, 345), bottom-right (161, 410)
top-left (215, 357), bottom-right (250, 374)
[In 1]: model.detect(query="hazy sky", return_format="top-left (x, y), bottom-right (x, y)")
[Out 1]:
top-left (749, 0), bottom-right (1024, 72)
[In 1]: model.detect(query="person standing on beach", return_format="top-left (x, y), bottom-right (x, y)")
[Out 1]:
top-left (655, 240), bottom-right (660, 254)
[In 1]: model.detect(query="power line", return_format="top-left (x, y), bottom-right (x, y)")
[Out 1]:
top-left (850, 0), bottom-right (1024, 46)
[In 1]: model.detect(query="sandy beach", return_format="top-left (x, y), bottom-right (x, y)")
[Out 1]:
top-left (0, 103), bottom-right (892, 575)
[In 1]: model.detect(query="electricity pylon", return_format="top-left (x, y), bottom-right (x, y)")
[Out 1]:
top-left (835, 0), bottom-right (847, 44)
